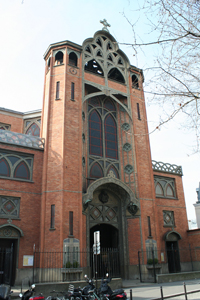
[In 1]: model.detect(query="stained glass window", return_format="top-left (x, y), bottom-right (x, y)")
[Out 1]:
top-left (14, 162), bottom-right (30, 180)
top-left (104, 115), bottom-right (118, 159)
top-left (89, 111), bottom-right (103, 157)
top-left (88, 96), bottom-right (119, 184)
top-left (0, 150), bottom-right (33, 181)
top-left (0, 158), bottom-right (10, 177)
top-left (26, 123), bottom-right (40, 137)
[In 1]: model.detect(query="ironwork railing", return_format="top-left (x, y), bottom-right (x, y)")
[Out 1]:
top-left (152, 160), bottom-right (183, 175)
top-left (33, 248), bottom-right (120, 283)
top-left (0, 129), bottom-right (44, 149)
top-left (138, 246), bottom-right (200, 283)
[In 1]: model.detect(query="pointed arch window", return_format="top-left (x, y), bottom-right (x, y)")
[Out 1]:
top-left (166, 184), bottom-right (174, 197)
top-left (26, 123), bottom-right (40, 137)
top-left (155, 183), bottom-right (164, 196)
top-left (87, 96), bottom-right (120, 186)
top-left (69, 52), bottom-right (77, 66)
top-left (89, 111), bottom-right (103, 157)
top-left (14, 162), bottom-right (30, 180)
top-left (0, 158), bottom-right (10, 177)
top-left (104, 115), bottom-right (118, 159)
top-left (0, 150), bottom-right (33, 181)
top-left (108, 68), bottom-right (125, 84)
top-left (154, 176), bottom-right (176, 199)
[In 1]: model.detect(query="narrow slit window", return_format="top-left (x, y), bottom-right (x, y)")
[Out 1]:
top-left (56, 81), bottom-right (60, 99)
top-left (71, 82), bottom-right (75, 100)
top-left (51, 205), bottom-right (55, 229)
top-left (137, 103), bottom-right (141, 120)
top-left (69, 211), bottom-right (73, 236)
top-left (148, 216), bottom-right (152, 237)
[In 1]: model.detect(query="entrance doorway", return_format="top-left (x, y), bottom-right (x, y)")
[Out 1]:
top-left (0, 239), bottom-right (18, 285)
top-left (166, 241), bottom-right (181, 273)
top-left (90, 224), bottom-right (118, 249)
top-left (90, 224), bottom-right (120, 277)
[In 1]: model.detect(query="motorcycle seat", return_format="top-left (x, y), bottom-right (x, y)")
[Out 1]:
top-left (111, 289), bottom-right (124, 296)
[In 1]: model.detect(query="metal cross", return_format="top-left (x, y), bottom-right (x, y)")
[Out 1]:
top-left (100, 19), bottom-right (111, 32)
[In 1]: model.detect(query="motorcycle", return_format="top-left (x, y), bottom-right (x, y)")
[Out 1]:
top-left (98, 274), bottom-right (127, 300)
top-left (81, 275), bottom-right (96, 300)
top-left (0, 284), bottom-right (13, 300)
top-left (19, 284), bottom-right (44, 300)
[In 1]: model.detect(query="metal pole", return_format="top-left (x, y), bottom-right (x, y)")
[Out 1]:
top-left (96, 232), bottom-right (98, 290)
top-left (160, 286), bottom-right (164, 300)
top-left (138, 251), bottom-right (142, 282)
top-left (184, 282), bottom-right (188, 300)
top-left (130, 289), bottom-right (132, 300)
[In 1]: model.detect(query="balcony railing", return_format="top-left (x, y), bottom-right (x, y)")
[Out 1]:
top-left (0, 129), bottom-right (44, 150)
top-left (152, 160), bottom-right (183, 176)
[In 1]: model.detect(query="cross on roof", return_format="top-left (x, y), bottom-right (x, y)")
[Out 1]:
top-left (100, 19), bottom-right (111, 32)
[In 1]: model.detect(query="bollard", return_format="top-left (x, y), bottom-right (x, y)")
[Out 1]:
top-left (160, 286), bottom-right (164, 300)
top-left (130, 289), bottom-right (132, 300)
top-left (183, 282), bottom-right (188, 300)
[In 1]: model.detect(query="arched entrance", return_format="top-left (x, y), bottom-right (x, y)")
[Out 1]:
top-left (90, 224), bottom-right (118, 249)
top-left (90, 224), bottom-right (120, 277)
top-left (165, 231), bottom-right (181, 273)
top-left (83, 177), bottom-right (139, 279)
top-left (0, 224), bottom-right (23, 285)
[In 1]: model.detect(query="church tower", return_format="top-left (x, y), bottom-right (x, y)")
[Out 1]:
top-left (40, 24), bottom-right (158, 278)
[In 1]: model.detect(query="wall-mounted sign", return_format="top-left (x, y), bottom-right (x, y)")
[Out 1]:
top-left (23, 255), bottom-right (34, 266)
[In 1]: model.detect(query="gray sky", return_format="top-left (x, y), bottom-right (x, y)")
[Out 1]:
top-left (0, 0), bottom-right (199, 220)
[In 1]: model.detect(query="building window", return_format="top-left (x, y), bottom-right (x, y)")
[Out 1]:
top-left (56, 81), bottom-right (60, 99)
top-left (69, 52), bottom-right (77, 67)
top-left (0, 150), bottom-right (33, 181)
top-left (147, 216), bottom-right (152, 237)
top-left (163, 210), bottom-right (175, 227)
top-left (0, 123), bottom-right (11, 131)
top-left (132, 75), bottom-right (139, 89)
top-left (24, 118), bottom-right (41, 137)
top-left (71, 82), bottom-right (75, 100)
top-left (69, 211), bottom-right (73, 236)
top-left (108, 68), bottom-right (125, 84)
top-left (0, 195), bottom-right (20, 219)
top-left (87, 96), bottom-right (120, 186)
top-left (50, 205), bottom-right (55, 229)
top-left (154, 176), bottom-right (176, 198)
top-left (47, 57), bottom-right (51, 71)
top-left (55, 51), bottom-right (63, 65)
top-left (137, 103), bottom-right (141, 120)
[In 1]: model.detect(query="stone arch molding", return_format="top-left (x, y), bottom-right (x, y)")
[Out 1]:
top-left (82, 30), bottom-right (130, 85)
top-left (83, 177), bottom-right (139, 215)
top-left (164, 230), bottom-right (182, 241)
top-left (0, 224), bottom-right (24, 238)
top-left (84, 90), bottom-right (132, 120)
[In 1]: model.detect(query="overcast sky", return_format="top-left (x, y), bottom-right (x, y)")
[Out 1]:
top-left (0, 0), bottom-right (199, 221)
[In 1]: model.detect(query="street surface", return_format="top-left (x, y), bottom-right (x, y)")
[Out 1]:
top-left (124, 279), bottom-right (200, 300)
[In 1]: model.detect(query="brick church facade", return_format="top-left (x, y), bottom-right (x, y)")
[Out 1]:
top-left (0, 28), bottom-right (197, 285)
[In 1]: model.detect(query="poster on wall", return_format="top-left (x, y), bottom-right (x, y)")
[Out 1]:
top-left (23, 255), bottom-right (34, 266)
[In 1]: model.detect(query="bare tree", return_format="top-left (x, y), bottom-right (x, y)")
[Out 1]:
top-left (122, 0), bottom-right (200, 150)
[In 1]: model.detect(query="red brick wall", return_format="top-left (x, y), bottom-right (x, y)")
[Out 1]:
top-left (0, 143), bottom-right (43, 268)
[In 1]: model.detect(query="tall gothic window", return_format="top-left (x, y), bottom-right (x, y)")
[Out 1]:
top-left (88, 96), bottom-right (119, 185)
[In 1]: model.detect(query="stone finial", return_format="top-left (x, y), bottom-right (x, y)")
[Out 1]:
top-left (100, 19), bottom-right (111, 32)
top-left (196, 182), bottom-right (200, 203)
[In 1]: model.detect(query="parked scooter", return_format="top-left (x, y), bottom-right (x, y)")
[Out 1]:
top-left (81, 275), bottom-right (96, 300)
top-left (98, 274), bottom-right (127, 300)
top-left (0, 284), bottom-right (13, 300)
top-left (19, 284), bottom-right (44, 300)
